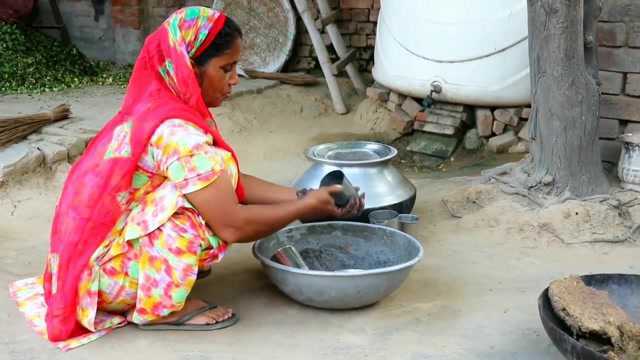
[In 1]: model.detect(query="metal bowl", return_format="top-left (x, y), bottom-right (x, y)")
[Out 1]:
top-left (252, 222), bottom-right (423, 309)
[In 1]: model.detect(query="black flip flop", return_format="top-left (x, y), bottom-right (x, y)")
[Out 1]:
top-left (137, 303), bottom-right (238, 331)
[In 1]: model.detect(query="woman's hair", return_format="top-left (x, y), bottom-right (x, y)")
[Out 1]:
top-left (193, 16), bottom-right (243, 67)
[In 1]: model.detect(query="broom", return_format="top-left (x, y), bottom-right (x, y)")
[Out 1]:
top-left (243, 69), bottom-right (320, 86)
top-left (0, 104), bottom-right (72, 147)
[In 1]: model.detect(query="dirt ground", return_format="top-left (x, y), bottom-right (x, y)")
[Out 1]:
top-left (2, 82), bottom-right (640, 360)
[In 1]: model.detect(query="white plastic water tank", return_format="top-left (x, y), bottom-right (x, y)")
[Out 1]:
top-left (373, 0), bottom-right (531, 106)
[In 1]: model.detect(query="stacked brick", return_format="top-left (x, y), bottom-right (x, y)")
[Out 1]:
top-left (286, 0), bottom-right (380, 73)
top-left (596, 0), bottom-right (640, 163)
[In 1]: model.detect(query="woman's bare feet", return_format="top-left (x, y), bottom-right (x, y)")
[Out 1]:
top-left (149, 298), bottom-right (233, 325)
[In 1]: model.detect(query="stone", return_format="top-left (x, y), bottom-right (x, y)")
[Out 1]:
top-left (521, 107), bottom-right (531, 119)
top-left (487, 131), bottom-right (518, 153)
top-left (626, 73), bottom-right (640, 96)
top-left (31, 141), bottom-right (68, 166)
top-left (508, 141), bottom-right (529, 154)
top-left (62, 119), bottom-right (103, 135)
top-left (406, 132), bottom-right (460, 159)
top-left (597, 22), bottom-right (627, 46)
top-left (413, 121), bottom-right (459, 136)
top-left (33, 134), bottom-right (87, 158)
top-left (600, 140), bottom-right (622, 163)
top-left (389, 109), bottom-right (414, 134)
top-left (0, 143), bottom-right (44, 180)
top-left (599, 118), bottom-right (621, 139)
top-left (601, 95), bottom-right (640, 122)
top-left (389, 92), bottom-right (406, 104)
top-left (493, 108), bottom-right (521, 127)
top-left (598, 47), bottom-right (640, 73)
top-left (463, 129), bottom-right (483, 151)
top-left (600, 71), bottom-right (624, 95)
top-left (366, 86), bottom-right (389, 102)
top-left (40, 125), bottom-right (95, 143)
top-left (475, 108), bottom-right (494, 137)
top-left (493, 120), bottom-right (506, 135)
top-left (518, 121), bottom-right (531, 140)
top-left (401, 97), bottom-right (423, 119)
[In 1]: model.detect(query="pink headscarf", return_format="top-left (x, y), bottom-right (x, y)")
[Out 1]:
top-left (43, 7), bottom-right (245, 341)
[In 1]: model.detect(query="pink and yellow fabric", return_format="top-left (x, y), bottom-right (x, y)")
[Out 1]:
top-left (9, 6), bottom-right (245, 349)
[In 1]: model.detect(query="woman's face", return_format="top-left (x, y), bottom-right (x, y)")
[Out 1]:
top-left (195, 38), bottom-right (242, 108)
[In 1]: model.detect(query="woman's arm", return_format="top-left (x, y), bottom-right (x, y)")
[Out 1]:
top-left (240, 173), bottom-right (297, 204)
top-left (186, 171), bottom-right (342, 244)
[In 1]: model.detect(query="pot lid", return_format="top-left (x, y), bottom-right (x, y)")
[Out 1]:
top-left (306, 141), bottom-right (397, 166)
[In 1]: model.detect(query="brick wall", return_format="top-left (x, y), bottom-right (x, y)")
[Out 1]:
top-left (286, 0), bottom-right (380, 73)
top-left (597, 0), bottom-right (640, 162)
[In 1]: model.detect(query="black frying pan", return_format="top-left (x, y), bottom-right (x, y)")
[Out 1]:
top-left (538, 274), bottom-right (640, 360)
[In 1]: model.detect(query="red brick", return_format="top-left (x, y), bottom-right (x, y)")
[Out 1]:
top-left (629, 23), bottom-right (640, 48)
top-left (600, 0), bottom-right (640, 22)
top-left (599, 118), bottom-right (621, 139)
top-left (340, 0), bottom-right (373, 9)
top-left (339, 9), bottom-right (352, 20)
top-left (475, 108), bottom-right (493, 137)
top-left (338, 21), bottom-right (357, 34)
top-left (112, 6), bottom-right (143, 29)
top-left (493, 120), bottom-right (506, 135)
top-left (390, 109), bottom-right (414, 134)
top-left (356, 22), bottom-right (375, 34)
top-left (598, 47), bottom-right (640, 73)
top-left (600, 71), bottom-right (624, 95)
top-left (370, 8), bottom-right (380, 22)
top-left (351, 9), bottom-right (369, 22)
top-left (351, 34), bottom-right (367, 47)
top-left (112, 0), bottom-right (143, 6)
top-left (366, 86), bottom-right (389, 101)
top-left (626, 73), bottom-right (640, 96)
top-left (373, 0), bottom-right (381, 9)
top-left (597, 22), bottom-right (626, 47)
top-left (367, 35), bottom-right (376, 47)
top-left (600, 95), bottom-right (640, 121)
top-left (401, 97), bottom-right (423, 119)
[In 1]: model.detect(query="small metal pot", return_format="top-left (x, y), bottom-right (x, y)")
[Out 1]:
top-left (618, 133), bottom-right (640, 191)
top-left (368, 209), bottom-right (419, 234)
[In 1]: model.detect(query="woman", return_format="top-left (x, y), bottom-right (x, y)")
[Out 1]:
top-left (10, 7), bottom-right (362, 350)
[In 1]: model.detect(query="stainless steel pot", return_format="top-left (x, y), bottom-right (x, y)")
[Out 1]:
top-left (294, 141), bottom-right (417, 221)
top-left (618, 133), bottom-right (640, 191)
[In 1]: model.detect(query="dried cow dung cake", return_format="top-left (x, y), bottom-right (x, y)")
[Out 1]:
top-left (548, 276), bottom-right (640, 359)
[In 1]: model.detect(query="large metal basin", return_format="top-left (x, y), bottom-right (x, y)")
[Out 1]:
top-left (252, 222), bottom-right (423, 309)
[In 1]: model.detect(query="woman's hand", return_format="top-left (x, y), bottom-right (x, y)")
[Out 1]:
top-left (299, 186), bottom-right (365, 221)
top-left (300, 186), bottom-right (343, 221)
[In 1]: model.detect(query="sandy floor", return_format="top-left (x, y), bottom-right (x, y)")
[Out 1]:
top-left (2, 82), bottom-right (640, 360)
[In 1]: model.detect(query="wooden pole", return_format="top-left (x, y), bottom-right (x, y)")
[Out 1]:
top-left (292, 0), bottom-right (348, 114)
top-left (315, 0), bottom-right (366, 94)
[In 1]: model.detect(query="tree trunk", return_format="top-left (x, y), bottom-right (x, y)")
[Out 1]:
top-left (527, 0), bottom-right (609, 197)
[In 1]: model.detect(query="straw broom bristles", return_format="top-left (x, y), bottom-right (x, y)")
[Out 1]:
top-left (0, 104), bottom-right (71, 147)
